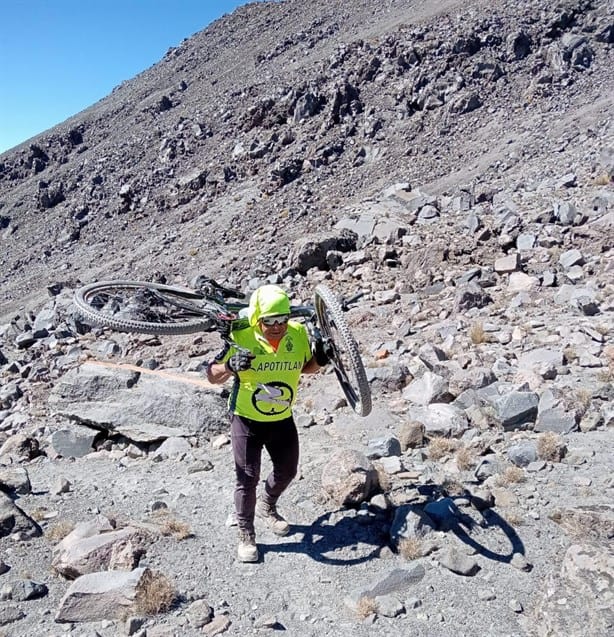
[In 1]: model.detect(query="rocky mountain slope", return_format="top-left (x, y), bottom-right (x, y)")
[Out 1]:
top-left (0, 0), bottom-right (613, 635)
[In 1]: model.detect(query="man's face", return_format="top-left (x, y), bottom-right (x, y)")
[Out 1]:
top-left (259, 315), bottom-right (289, 340)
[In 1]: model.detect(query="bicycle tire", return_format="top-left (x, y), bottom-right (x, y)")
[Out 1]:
top-left (313, 284), bottom-right (372, 417)
top-left (74, 280), bottom-right (224, 335)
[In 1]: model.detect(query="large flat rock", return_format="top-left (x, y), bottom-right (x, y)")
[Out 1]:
top-left (48, 362), bottom-right (228, 442)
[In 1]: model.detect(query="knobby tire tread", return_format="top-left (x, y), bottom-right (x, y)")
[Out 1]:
top-left (74, 280), bottom-right (219, 335)
top-left (314, 284), bottom-right (372, 417)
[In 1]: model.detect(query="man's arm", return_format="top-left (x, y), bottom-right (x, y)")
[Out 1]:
top-left (302, 356), bottom-right (321, 374)
top-left (206, 339), bottom-right (233, 384)
top-left (207, 362), bottom-right (233, 384)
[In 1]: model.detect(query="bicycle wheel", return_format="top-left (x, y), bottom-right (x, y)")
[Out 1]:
top-left (74, 280), bottom-right (224, 335)
top-left (314, 284), bottom-right (372, 417)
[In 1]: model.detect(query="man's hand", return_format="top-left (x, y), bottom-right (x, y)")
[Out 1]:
top-left (311, 335), bottom-right (331, 367)
top-left (225, 350), bottom-right (255, 373)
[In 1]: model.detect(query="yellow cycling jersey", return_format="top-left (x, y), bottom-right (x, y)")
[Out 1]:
top-left (219, 321), bottom-right (312, 421)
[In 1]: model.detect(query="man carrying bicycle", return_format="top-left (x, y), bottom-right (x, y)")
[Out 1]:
top-left (206, 284), bottom-right (328, 563)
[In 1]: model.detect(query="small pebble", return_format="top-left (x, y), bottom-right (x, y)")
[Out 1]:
top-left (509, 599), bottom-right (523, 613)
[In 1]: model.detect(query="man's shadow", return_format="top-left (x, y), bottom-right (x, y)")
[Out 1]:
top-left (415, 484), bottom-right (527, 564)
top-left (258, 489), bottom-right (527, 566)
top-left (258, 510), bottom-right (386, 565)
top-left (448, 505), bottom-right (527, 564)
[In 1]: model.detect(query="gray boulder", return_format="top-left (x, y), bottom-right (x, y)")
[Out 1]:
top-left (321, 449), bottom-right (378, 506)
top-left (535, 407), bottom-right (578, 434)
top-left (366, 435), bottom-right (401, 459)
top-left (290, 230), bottom-right (357, 274)
top-left (55, 567), bottom-right (164, 623)
top-left (491, 391), bottom-right (539, 430)
top-left (50, 428), bottom-right (99, 458)
top-left (507, 441), bottom-right (538, 467)
top-left (518, 348), bottom-right (564, 371)
top-left (532, 543), bottom-right (613, 636)
top-left (439, 547), bottom-right (479, 576)
top-left (345, 566), bottom-right (425, 611)
top-left (390, 505), bottom-right (436, 546)
top-left (0, 467), bottom-right (31, 497)
top-left (402, 371), bottom-right (452, 405)
top-left (52, 525), bottom-right (151, 579)
top-left (454, 281), bottom-right (493, 312)
top-left (407, 403), bottom-right (469, 438)
top-left (448, 367), bottom-right (496, 396)
top-left (559, 248), bottom-right (584, 270)
top-left (0, 492), bottom-right (42, 539)
top-left (48, 363), bottom-right (228, 442)
top-left (554, 200), bottom-right (578, 225)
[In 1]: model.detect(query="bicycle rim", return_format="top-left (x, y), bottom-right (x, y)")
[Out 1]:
top-left (73, 280), bottom-right (223, 335)
top-left (313, 284), bottom-right (372, 417)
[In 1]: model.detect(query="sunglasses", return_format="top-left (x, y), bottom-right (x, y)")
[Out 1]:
top-left (260, 315), bottom-right (289, 326)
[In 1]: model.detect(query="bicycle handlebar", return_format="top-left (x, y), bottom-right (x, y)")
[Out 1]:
top-left (194, 276), bottom-right (246, 301)
top-left (341, 291), bottom-right (365, 310)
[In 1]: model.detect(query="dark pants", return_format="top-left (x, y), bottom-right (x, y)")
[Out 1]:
top-left (230, 413), bottom-right (299, 533)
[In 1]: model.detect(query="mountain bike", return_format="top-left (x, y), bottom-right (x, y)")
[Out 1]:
top-left (73, 277), bottom-right (372, 417)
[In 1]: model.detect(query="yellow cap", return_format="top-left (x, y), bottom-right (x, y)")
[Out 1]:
top-left (247, 285), bottom-right (291, 327)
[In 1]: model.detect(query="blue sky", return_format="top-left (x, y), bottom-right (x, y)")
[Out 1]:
top-left (0, 0), bottom-right (255, 154)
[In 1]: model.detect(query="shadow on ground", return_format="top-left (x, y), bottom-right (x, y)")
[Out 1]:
top-left (259, 509), bottom-right (386, 565)
top-left (259, 492), bottom-right (527, 568)
top-left (416, 484), bottom-right (527, 564)
top-left (449, 506), bottom-right (527, 564)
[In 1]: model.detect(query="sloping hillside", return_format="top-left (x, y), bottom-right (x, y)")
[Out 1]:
top-left (0, 2), bottom-right (612, 635)
top-left (1, 0), bottom-right (611, 316)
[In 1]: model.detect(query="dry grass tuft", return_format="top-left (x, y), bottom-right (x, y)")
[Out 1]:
top-left (505, 510), bottom-right (525, 526)
top-left (29, 507), bottom-right (50, 522)
top-left (576, 486), bottom-right (594, 498)
top-left (469, 322), bottom-right (487, 344)
top-left (135, 569), bottom-right (176, 615)
top-left (497, 466), bottom-right (526, 485)
top-left (536, 431), bottom-right (566, 462)
top-left (398, 537), bottom-right (424, 560)
top-left (45, 520), bottom-right (75, 542)
top-left (302, 397), bottom-right (315, 411)
top-left (575, 388), bottom-right (592, 415)
top-left (441, 478), bottom-right (464, 497)
top-left (427, 436), bottom-right (457, 460)
top-left (151, 511), bottom-right (192, 540)
top-left (595, 324), bottom-right (610, 336)
top-left (161, 519), bottom-right (192, 540)
top-left (563, 347), bottom-right (578, 364)
top-left (455, 445), bottom-right (476, 470)
top-left (355, 596), bottom-right (378, 619)
top-left (596, 367), bottom-right (613, 382)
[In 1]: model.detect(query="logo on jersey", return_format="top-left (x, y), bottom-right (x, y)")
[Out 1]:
top-left (251, 381), bottom-right (294, 416)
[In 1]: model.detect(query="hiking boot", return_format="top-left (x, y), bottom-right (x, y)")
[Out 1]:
top-left (256, 500), bottom-right (290, 536)
top-left (237, 530), bottom-right (258, 563)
